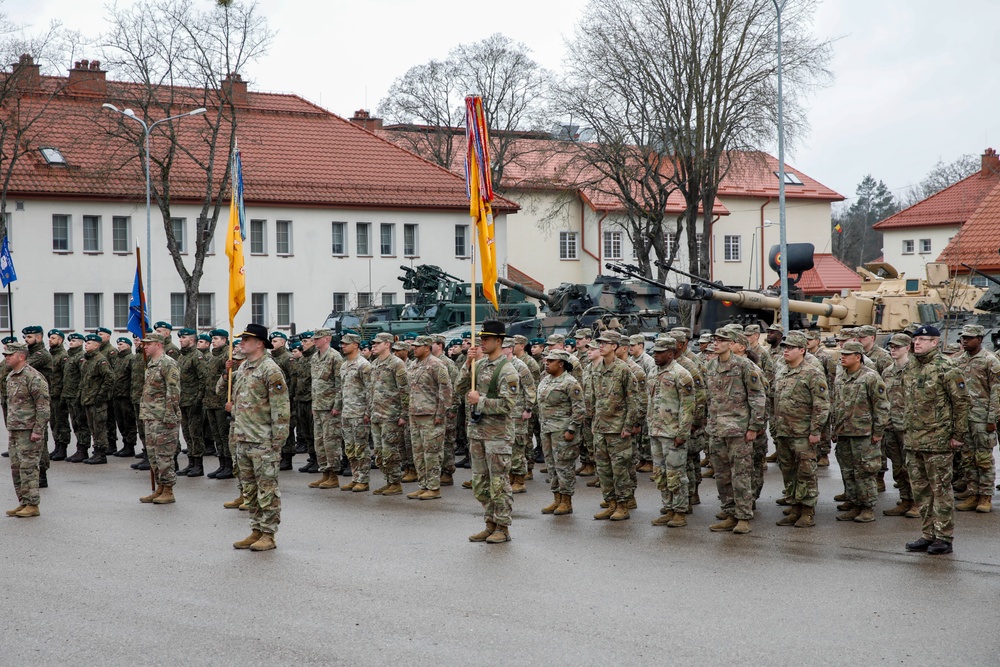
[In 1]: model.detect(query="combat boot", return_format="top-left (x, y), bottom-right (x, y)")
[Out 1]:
top-left (765, 451), bottom-right (778, 462)
top-left (50, 445), bottom-right (68, 461)
top-left (279, 453), bottom-right (293, 471)
top-left (667, 512), bottom-right (687, 527)
top-left (524, 468), bottom-right (534, 481)
top-left (775, 496), bottom-right (792, 506)
top-left (836, 501), bottom-right (855, 512)
top-left (485, 525), bottom-right (511, 544)
top-left (343, 481), bottom-right (359, 492)
top-left (419, 489), bottom-right (440, 500)
top-left (716, 510), bottom-right (729, 520)
top-left (652, 511), bottom-right (674, 526)
top-left (352, 483), bottom-right (369, 493)
top-left (14, 505), bottom-right (39, 518)
top-left (216, 457), bottom-right (234, 480)
top-left (776, 505), bottom-right (801, 526)
top-left (309, 471), bottom-right (331, 488)
top-left (553, 495), bottom-right (573, 515)
top-left (115, 446), bottom-right (135, 458)
top-left (6, 505), bottom-right (25, 517)
top-left (317, 474), bottom-right (340, 489)
top-left (594, 500), bottom-right (617, 520)
top-left (709, 516), bottom-right (738, 532)
top-left (794, 505), bottom-right (816, 528)
top-left (456, 455), bottom-right (471, 469)
top-left (66, 447), bottom-right (89, 463)
top-left (250, 533), bottom-right (276, 551)
top-left (137, 457), bottom-right (151, 471)
top-left (462, 480), bottom-right (473, 489)
top-left (371, 483), bottom-right (390, 495)
top-left (542, 493), bottom-right (561, 514)
top-left (152, 486), bottom-right (175, 504)
top-left (610, 501), bottom-right (630, 521)
top-left (84, 451), bottom-right (107, 465)
top-left (38, 468), bottom-right (47, 489)
top-left (954, 488), bottom-right (974, 500)
top-left (905, 504), bottom-right (921, 518)
top-left (440, 472), bottom-right (454, 486)
top-left (511, 475), bottom-right (526, 494)
top-left (576, 463), bottom-right (595, 477)
top-left (407, 488), bottom-right (425, 499)
top-left (298, 454), bottom-right (317, 473)
top-left (131, 452), bottom-right (148, 470)
top-left (837, 507), bottom-right (861, 521)
top-left (926, 539), bottom-right (953, 555)
top-left (690, 488), bottom-right (701, 506)
top-left (636, 460), bottom-right (654, 473)
top-left (702, 466), bottom-right (715, 478)
top-left (733, 519), bottom-right (752, 534)
top-left (177, 457), bottom-right (194, 475)
top-left (833, 492), bottom-right (848, 502)
top-left (626, 497), bottom-right (637, 510)
top-left (853, 507), bottom-right (875, 523)
top-left (818, 454), bottom-right (830, 467)
top-left (186, 457), bottom-right (204, 477)
top-left (877, 476), bottom-right (886, 493)
top-left (381, 482), bottom-right (403, 496)
top-left (208, 458), bottom-right (225, 478)
top-left (401, 468), bottom-right (418, 483)
top-left (469, 521), bottom-right (497, 542)
top-left (956, 494), bottom-right (980, 511)
top-left (586, 478), bottom-right (600, 487)
top-left (140, 485), bottom-right (164, 504)
top-left (234, 530), bottom-right (263, 549)
top-left (223, 494), bottom-right (244, 509)
top-left (883, 499), bottom-right (913, 516)
top-left (976, 495), bottom-right (993, 513)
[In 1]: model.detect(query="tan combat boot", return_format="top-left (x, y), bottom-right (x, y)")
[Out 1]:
top-left (709, 515), bottom-right (738, 532)
top-left (818, 454), bottom-right (830, 467)
top-left (955, 488), bottom-right (974, 500)
top-left (794, 505), bottom-right (816, 528)
top-left (667, 512), bottom-right (687, 527)
top-left (486, 525), bottom-right (511, 543)
top-left (462, 480), bottom-right (473, 489)
top-left (577, 463), bottom-right (595, 477)
top-left (586, 478), bottom-right (601, 487)
top-left (690, 489), bottom-right (701, 506)
top-left (836, 501), bottom-right (855, 512)
top-left (524, 469), bottom-right (534, 481)
top-left (371, 483), bottom-right (390, 495)
top-left (469, 521), bottom-right (497, 542)
top-left (223, 494), bottom-right (244, 509)
top-left (836, 507), bottom-right (861, 521)
top-left (249, 533), bottom-right (276, 551)
top-left (715, 510), bottom-right (729, 520)
top-left (401, 468), bottom-right (418, 483)
top-left (542, 493), bottom-right (561, 514)
top-left (140, 485), bottom-right (164, 504)
top-left (956, 494), bottom-right (980, 511)
top-left (626, 497), bottom-right (637, 510)
top-left (776, 505), bottom-right (801, 526)
top-left (352, 483), bottom-right (369, 493)
top-left (511, 475), bottom-right (526, 494)
top-left (6, 504), bottom-right (25, 517)
top-left (775, 496), bottom-right (792, 506)
top-left (702, 466), bottom-right (715, 479)
top-left (765, 451), bottom-right (778, 463)
top-left (876, 476), bottom-right (886, 493)
top-left (853, 507), bottom-right (875, 523)
top-left (440, 472), bottom-right (454, 486)
top-left (14, 505), bottom-right (39, 518)
top-left (233, 530), bottom-right (263, 549)
top-left (419, 488), bottom-right (441, 500)
top-left (833, 492), bottom-right (848, 502)
top-left (382, 482), bottom-right (403, 496)
top-left (733, 519), bottom-right (752, 534)
top-left (594, 500), bottom-right (617, 520)
top-left (318, 474), bottom-right (340, 489)
top-left (407, 488), bottom-right (425, 499)
top-left (152, 486), bottom-right (175, 504)
top-left (976, 495), bottom-right (993, 513)
top-left (883, 499), bottom-right (913, 516)
top-left (308, 471), bottom-right (331, 488)
top-left (553, 494), bottom-right (573, 515)
top-left (652, 511), bottom-right (674, 526)
top-left (340, 481), bottom-right (357, 492)
top-left (904, 504), bottom-right (921, 518)
top-left (610, 501), bottom-right (630, 521)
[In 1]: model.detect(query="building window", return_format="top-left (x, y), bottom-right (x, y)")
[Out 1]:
top-left (276, 220), bottom-right (292, 255)
top-left (404, 291), bottom-right (418, 303)
top-left (84, 293), bottom-right (103, 329)
top-left (331, 222), bottom-right (346, 256)
top-left (0, 292), bottom-right (8, 330)
top-left (664, 232), bottom-right (677, 257)
top-left (559, 231), bottom-right (578, 260)
top-left (724, 235), bottom-right (741, 262)
top-left (112, 216), bottom-right (131, 253)
top-left (403, 224), bottom-right (418, 257)
top-left (357, 292), bottom-right (373, 308)
top-left (381, 292), bottom-right (396, 306)
top-left (251, 293), bottom-right (267, 325)
top-left (171, 218), bottom-right (186, 253)
top-left (603, 230), bottom-right (623, 260)
top-left (455, 225), bottom-right (469, 257)
top-left (902, 239), bottom-right (914, 255)
top-left (53, 293), bottom-right (72, 329)
top-left (919, 239), bottom-right (932, 254)
top-left (971, 275), bottom-right (989, 288)
top-left (249, 219), bottom-right (266, 255)
top-left (196, 218), bottom-right (215, 255)
top-left (276, 293), bottom-right (292, 327)
top-left (357, 222), bottom-right (372, 256)
top-left (775, 171), bottom-right (804, 185)
top-left (82, 216), bottom-right (101, 252)
top-left (170, 293), bottom-right (186, 327)
top-left (197, 293), bottom-right (215, 328)
top-left (332, 292), bottom-right (348, 312)
top-left (113, 293), bottom-right (129, 329)
top-left (52, 214), bottom-right (71, 251)
top-left (380, 223), bottom-right (395, 256)
top-left (693, 232), bottom-right (704, 266)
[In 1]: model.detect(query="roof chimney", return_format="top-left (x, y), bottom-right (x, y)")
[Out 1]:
top-left (222, 72), bottom-right (248, 106)
top-left (9, 54), bottom-right (40, 92)
top-left (982, 148), bottom-right (999, 177)
top-left (67, 58), bottom-right (107, 96)
top-left (350, 108), bottom-right (383, 132)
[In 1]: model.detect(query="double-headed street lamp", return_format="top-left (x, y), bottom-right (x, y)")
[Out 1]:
top-left (101, 103), bottom-right (207, 311)
top-left (771, 0), bottom-right (790, 332)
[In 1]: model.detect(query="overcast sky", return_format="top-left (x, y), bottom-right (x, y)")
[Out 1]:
top-left (10, 0), bottom-right (1000, 205)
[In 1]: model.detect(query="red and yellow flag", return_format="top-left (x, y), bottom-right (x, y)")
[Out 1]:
top-left (465, 96), bottom-right (498, 309)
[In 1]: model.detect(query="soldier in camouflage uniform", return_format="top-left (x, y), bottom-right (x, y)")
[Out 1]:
top-left (503, 337), bottom-right (536, 494)
top-left (129, 338), bottom-right (150, 471)
top-left (138, 333), bottom-right (181, 505)
top-left (536, 349), bottom-right (585, 516)
top-left (3, 343), bottom-right (50, 518)
top-left (904, 326), bottom-right (970, 555)
top-left (431, 334), bottom-right (460, 485)
top-left (176, 329), bottom-right (205, 476)
top-left (881, 333), bottom-right (914, 516)
top-left (63, 333), bottom-right (92, 462)
top-left (47, 329), bottom-right (71, 461)
top-left (457, 321), bottom-right (519, 543)
top-left (293, 332), bottom-right (317, 473)
top-left (667, 330), bottom-right (707, 506)
top-left (629, 333), bottom-right (656, 474)
top-left (586, 331), bottom-right (639, 522)
top-left (338, 333), bottom-right (372, 492)
top-left (832, 341), bottom-right (890, 523)
top-left (111, 337), bottom-right (138, 457)
top-left (154, 321), bottom-right (181, 360)
top-left (369, 333), bottom-right (409, 496)
top-left (512, 334), bottom-right (540, 479)
top-left (954, 324), bottom-right (1000, 513)
top-left (406, 335), bottom-right (453, 499)
top-left (612, 332), bottom-right (647, 509)
top-left (394, 339), bottom-right (418, 482)
top-left (647, 337), bottom-right (695, 527)
top-left (308, 328), bottom-right (344, 490)
top-left (705, 328), bottom-right (766, 535)
top-left (79, 334), bottom-right (113, 464)
top-left (771, 332), bottom-right (830, 528)
top-left (805, 329), bottom-right (837, 466)
top-left (227, 324), bottom-right (290, 552)
top-left (93, 327), bottom-right (120, 455)
top-left (572, 328), bottom-right (596, 477)
top-left (269, 331), bottom-right (297, 470)
top-left (204, 329), bottom-right (233, 480)
top-left (22, 326), bottom-right (53, 482)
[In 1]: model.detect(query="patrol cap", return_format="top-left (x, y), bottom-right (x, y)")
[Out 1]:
top-left (269, 331), bottom-right (288, 341)
top-left (2, 342), bottom-right (27, 354)
top-left (392, 341), bottom-right (411, 351)
top-left (667, 330), bottom-right (688, 342)
top-left (781, 331), bottom-right (808, 348)
top-left (511, 334), bottom-right (529, 346)
top-left (628, 334), bottom-right (645, 345)
top-left (210, 328), bottom-right (229, 339)
top-left (117, 337), bottom-right (133, 346)
top-left (67, 333), bottom-right (84, 342)
top-left (299, 331), bottom-right (314, 340)
top-left (803, 329), bottom-right (820, 340)
top-left (544, 349), bottom-right (574, 370)
top-left (597, 331), bottom-right (622, 344)
top-left (154, 321), bottom-right (172, 331)
top-left (575, 328), bottom-right (593, 339)
top-left (744, 324), bottom-right (762, 335)
top-left (21, 325), bottom-right (43, 335)
top-left (944, 342), bottom-right (962, 354)
top-left (501, 337), bottom-right (515, 348)
top-left (856, 325), bottom-right (878, 337)
top-left (431, 334), bottom-right (447, 345)
top-left (48, 329), bottom-right (66, 339)
top-left (912, 325), bottom-right (941, 338)
top-left (671, 327), bottom-right (692, 337)
top-left (96, 327), bottom-right (112, 335)
top-left (413, 335), bottom-right (433, 347)
top-left (84, 333), bottom-right (101, 343)
top-left (141, 332), bottom-right (166, 344)
top-left (732, 331), bottom-right (749, 347)
top-left (586, 340), bottom-right (600, 349)
top-left (835, 330), bottom-right (852, 342)
top-left (652, 337), bottom-right (677, 352)
top-left (712, 328), bottom-right (737, 341)
top-left (841, 341), bottom-right (865, 355)
top-left (698, 333), bottom-right (712, 343)
top-left (372, 333), bottom-right (394, 345)
top-left (888, 333), bottom-right (912, 348)
top-left (178, 328), bottom-right (196, 337)
top-left (197, 333), bottom-right (211, 343)
top-left (960, 324), bottom-right (986, 338)
top-left (725, 323), bottom-right (745, 333)
top-left (546, 333), bottom-right (566, 346)
top-left (341, 333), bottom-right (361, 345)
top-left (766, 323), bottom-right (784, 334)
top-left (313, 328), bottom-right (334, 338)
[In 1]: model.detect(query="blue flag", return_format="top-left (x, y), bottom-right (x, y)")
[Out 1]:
top-left (127, 266), bottom-right (148, 339)
top-left (0, 236), bottom-right (15, 288)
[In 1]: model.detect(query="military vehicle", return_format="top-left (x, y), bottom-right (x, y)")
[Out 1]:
top-left (322, 305), bottom-right (406, 338)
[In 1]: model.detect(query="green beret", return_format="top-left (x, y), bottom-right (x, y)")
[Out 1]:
top-left (448, 339), bottom-right (462, 347)
top-left (209, 328), bottom-right (229, 339)
top-left (530, 338), bottom-right (545, 346)
top-left (403, 332), bottom-right (418, 341)
top-left (154, 321), bottom-right (173, 331)
top-left (117, 337), bottom-right (133, 346)
top-left (360, 341), bottom-right (371, 350)
top-left (269, 331), bottom-right (288, 340)
top-left (67, 333), bottom-right (84, 341)
top-left (84, 333), bottom-right (101, 343)
top-left (48, 329), bottom-right (66, 339)
top-left (97, 327), bottom-right (112, 335)
top-left (289, 341), bottom-right (302, 350)
top-left (299, 331), bottom-right (314, 340)
top-left (565, 338), bottom-right (576, 346)
top-left (178, 328), bottom-right (196, 337)
top-left (461, 331), bottom-right (472, 339)
top-left (21, 325), bottom-right (43, 335)
top-left (197, 333), bottom-right (211, 342)
top-left (1, 335), bottom-right (17, 344)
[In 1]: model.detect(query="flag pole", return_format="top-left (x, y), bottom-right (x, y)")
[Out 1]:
top-left (135, 243), bottom-right (154, 492)
top-left (6, 283), bottom-right (11, 338)
top-left (470, 230), bottom-right (477, 390)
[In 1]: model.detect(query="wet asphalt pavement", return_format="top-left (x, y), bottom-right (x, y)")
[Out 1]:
top-left (1, 435), bottom-right (999, 666)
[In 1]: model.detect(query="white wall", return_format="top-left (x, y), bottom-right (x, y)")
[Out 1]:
top-left (4, 196), bottom-right (504, 334)
top-left (880, 226), bottom-right (960, 279)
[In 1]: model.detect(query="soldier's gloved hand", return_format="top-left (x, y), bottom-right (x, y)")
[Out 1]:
top-left (563, 430), bottom-right (575, 442)
top-left (808, 434), bottom-right (821, 445)
top-left (744, 430), bottom-right (756, 443)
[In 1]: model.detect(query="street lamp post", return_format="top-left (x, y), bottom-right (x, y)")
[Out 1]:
top-left (771, 0), bottom-right (789, 332)
top-left (101, 104), bottom-right (207, 314)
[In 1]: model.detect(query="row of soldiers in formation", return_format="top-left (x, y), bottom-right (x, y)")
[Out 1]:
top-left (0, 315), bottom-right (980, 554)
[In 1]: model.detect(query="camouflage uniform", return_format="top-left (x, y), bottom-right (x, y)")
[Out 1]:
top-left (536, 365), bottom-right (586, 496)
top-left (178, 345), bottom-right (205, 458)
top-left (904, 347), bottom-right (970, 544)
top-left (586, 357), bottom-right (639, 504)
top-left (79, 349), bottom-right (113, 455)
top-left (674, 350), bottom-right (707, 500)
top-left (97, 339), bottom-right (119, 449)
top-left (48, 342), bottom-right (71, 454)
top-left (812, 344), bottom-right (838, 459)
top-left (622, 356), bottom-right (648, 500)
top-left (647, 359), bottom-right (695, 513)
top-left (882, 358), bottom-right (912, 503)
top-left (832, 364), bottom-right (890, 510)
top-left (311, 345), bottom-right (344, 474)
top-left (5, 362), bottom-right (50, 508)
top-left (772, 356), bottom-right (830, 509)
top-left (456, 354), bottom-right (519, 527)
top-left (202, 345), bottom-right (230, 459)
top-left (339, 354), bottom-right (372, 486)
top-left (270, 345), bottom-right (296, 458)
top-left (231, 353), bottom-right (290, 536)
top-left (63, 344), bottom-right (90, 453)
top-left (955, 348), bottom-right (1000, 498)
top-left (369, 353), bottom-right (409, 485)
top-left (111, 346), bottom-right (137, 452)
top-left (434, 350), bottom-right (460, 476)
top-left (25, 341), bottom-right (52, 470)
top-left (704, 353), bottom-right (766, 521)
top-left (864, 344), bottom-right (892, 375)
top-left (631, 347), bottom-right (656, 466)
top-left (130, 349), bottom-right (148, 447)
top-left (140, 354), bottom-right (181, 488)
top-left (508, 355), bottom-right (537, 478)
top-left (574, 347), bottom-right (595, 468)
top-left (293, 347), bottom-right (315, 457)
top-left (407, 353), bottom-right (452, 491)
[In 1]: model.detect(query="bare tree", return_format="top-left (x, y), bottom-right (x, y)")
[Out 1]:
top-left (100, 0), bottom-right (272, 326)
top-left (831, 174), bottom-right (897, 268)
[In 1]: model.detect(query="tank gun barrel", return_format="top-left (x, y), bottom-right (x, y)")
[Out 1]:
top-left (655, 260), bottom-right (727, 290)
top-left (676, 284), bottom-right (849, 319)
top-left (962, 263), bottom-right (1000, 288)
top-left (605, 262), bottom-right (676, 293)
top-left (496, 276), bottom-right (552, 304)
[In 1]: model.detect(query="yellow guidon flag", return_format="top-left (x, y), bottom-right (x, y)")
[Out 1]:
top-left (226, 146), bottom-right (246, 327)
top-left (465, 95), bottom-right (498, 309)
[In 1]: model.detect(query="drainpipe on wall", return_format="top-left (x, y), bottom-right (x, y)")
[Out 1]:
top-left (580, 203), bottom-right (605, 272)
top-left (760, 197), bottom-right (772, 289)
top-left (708, 214), bottom-right (721, 281)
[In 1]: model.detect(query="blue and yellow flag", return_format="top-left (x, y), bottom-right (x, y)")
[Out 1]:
top-left (0, 236), bottom-right (16, 288)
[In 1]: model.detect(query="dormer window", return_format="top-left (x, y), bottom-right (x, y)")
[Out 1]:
top-left (775, 170), bottom-right (803, 185)
top-left (40, 147), bottom-right (67, 165)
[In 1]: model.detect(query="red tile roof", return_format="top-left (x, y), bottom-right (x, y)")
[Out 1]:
top-left (716, 151), bottom-right (843, 202)
top-left (772, 253), bottom-right (861, 296)
top-left (873, 162), bottom-right (999, 231)
top-left (8, 75), bottom-right (516, 212)
top-left (937, 179), bottom-right (1000, 271)
top-left (506, 264), bottom-right (544, 292)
